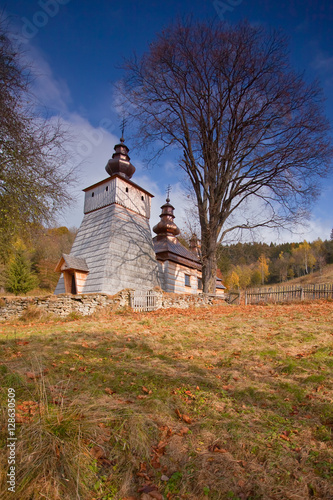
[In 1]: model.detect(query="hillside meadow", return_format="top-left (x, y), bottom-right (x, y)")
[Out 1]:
top-left (0, 301), bottom-right (333, 500)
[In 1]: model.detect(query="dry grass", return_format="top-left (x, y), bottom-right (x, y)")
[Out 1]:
top-left (277, 263), bottom-right (333, 286)
top-left (0, 301), bottom-right (333, 499)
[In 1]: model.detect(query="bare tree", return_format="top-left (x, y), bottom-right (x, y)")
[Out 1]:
top-left (0, 18), bottom-right (77, 258)
top-left (119, 20), bottom-right (333, 293)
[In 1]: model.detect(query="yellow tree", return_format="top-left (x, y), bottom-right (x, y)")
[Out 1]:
top-left (257, 254), bottom-right (270, 285)
top-left (292, 241), bottom-right (316, 275)
top-left (225, 270), bottom-right (240, 290)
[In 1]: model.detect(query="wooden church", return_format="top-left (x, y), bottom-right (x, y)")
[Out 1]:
top-left (55, 139), bottom-right (225, 296)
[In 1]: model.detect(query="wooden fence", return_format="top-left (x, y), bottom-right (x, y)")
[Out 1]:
top-left (227, 291), bottom-right (241, 305)
top-left (130, 290), bottom-right (158, 312)
top-left (245, 283), bottom-right (333, 305)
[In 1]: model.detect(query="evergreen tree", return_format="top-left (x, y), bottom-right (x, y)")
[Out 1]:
top-left (5, 250), bottom-right (38, 295)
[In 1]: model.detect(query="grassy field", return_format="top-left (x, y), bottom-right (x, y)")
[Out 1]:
top-left (0, 301), bottom-right (333, 500)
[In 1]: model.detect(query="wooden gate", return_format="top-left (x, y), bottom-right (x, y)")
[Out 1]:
top-left (130, 290), bottom-right (158, 312)
top-left (227, 291), bottom-right (241, 305)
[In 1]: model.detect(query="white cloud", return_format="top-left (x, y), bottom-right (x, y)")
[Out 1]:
top-left (7, 33), bottom-right (331, 246)
top-left (28, 46), bottom-right (72, 114)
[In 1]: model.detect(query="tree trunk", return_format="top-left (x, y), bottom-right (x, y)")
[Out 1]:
top-left (201, 229), bottom-right (217, 294)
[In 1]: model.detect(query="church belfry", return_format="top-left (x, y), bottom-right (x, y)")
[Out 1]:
top-left (55, 138), bottom-right (159, 295)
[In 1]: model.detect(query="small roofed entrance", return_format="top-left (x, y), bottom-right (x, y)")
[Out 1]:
top-left (55, 254), bottom-right (89, 295)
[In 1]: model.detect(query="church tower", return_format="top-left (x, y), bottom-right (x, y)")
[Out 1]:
top-left (152, 197), bottom-right (202, 294)
top-left (55, 138), bottom-right (159, 295)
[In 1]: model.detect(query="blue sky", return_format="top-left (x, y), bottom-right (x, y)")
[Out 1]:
top-left (4, 0), bottom-right (333, 243)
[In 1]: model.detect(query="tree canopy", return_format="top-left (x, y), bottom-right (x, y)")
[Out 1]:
top-left (0, 18), bottom-right (76, 259)
top-left (119, 19), bottom-right (333, 292)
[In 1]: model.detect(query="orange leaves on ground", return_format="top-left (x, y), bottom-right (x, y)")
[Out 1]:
top-left (177, 426), bottom-right (189, 436)
top-left (136, 461), bottom-right (151, 482)
top-left (150, 425), bottom-right (172, 471)
top-left (181, 414), bottom-right (192, 424)
top-left (175, 408), bottom-right (192, 424)
top-left (279, 432), bottom-right (290, 442)
top-left (25, 368), bottom-right (49, 380)
top-left (16, 401), bottom-right (41, 423)
top-left (208, 443), bottom-right (228, 453)
top-left (104, 387), bottom-right (115, 395)
top-left (90, 445), bottom-right (113, 466)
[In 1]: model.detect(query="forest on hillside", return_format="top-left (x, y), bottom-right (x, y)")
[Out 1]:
top-left (0, 226), bottom-right (77, 295)
top-left (218, 237), bottom-right (333, 289)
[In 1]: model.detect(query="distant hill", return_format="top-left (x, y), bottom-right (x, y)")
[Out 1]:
top-left (279, 263), bottom-right (333, 286)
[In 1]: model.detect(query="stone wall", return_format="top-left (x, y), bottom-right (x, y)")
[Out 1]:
top-left (0, 289), bottom-right (223, 321)
top-left (0, 291), bottom-right (130, 321)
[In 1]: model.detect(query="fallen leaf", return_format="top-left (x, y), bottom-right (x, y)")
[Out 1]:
top-left (279, 434), bottom-right (290, 442)
top-left (136, 472), bottom-right (151, 480)
top-left (90, 445), bottom-right (106, 460)
top-left (105, 388), bottom-right (115, 395)
top-left (182, 414), bottom-right (192, 424)
top-left (208, 444), bottom-right (227, 453)
top-left (151, 456), bottom-right (161, 469)
top-left (138, 484), bottom-right (158, 494)
top-left (175, 408), bottom-right (182, 419)
top-left (148, 492), bottom-right (163, 500)
top-left (178, 426), bottom-right (189, 435)
top-left (26, 371), bottom-right (40, 380)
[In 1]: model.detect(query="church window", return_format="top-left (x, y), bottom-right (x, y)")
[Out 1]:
top-left (92, 192), bottom-right (94, 197)
top-left (185, 274), bottom-right (191, 287)
top-left (141, 195), bottom-right (144, 201)
top-left (198, 278), bottom-right (202, 290)
top-left (106, 186), bottom-right (108, 191)
top-left (126, 187), bottom-right (129, 193)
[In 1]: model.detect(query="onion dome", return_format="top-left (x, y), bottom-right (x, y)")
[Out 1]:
top-left (153, 197), bottom-right (180, 237)
top-left (105, 137), bottom-right (136, 180)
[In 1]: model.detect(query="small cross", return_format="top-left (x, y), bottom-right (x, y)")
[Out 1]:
top-left (121, 117), bottom-right (127, 142)
top-left (166, 184), bottom-right (171, 201)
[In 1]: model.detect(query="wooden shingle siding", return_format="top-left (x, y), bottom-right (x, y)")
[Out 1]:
top-left (158, 260), bottom-right (201, 294)
top-left (55, 204), bottom-right (160, 295)
top-left (84, 176), bottom-right (151, 218)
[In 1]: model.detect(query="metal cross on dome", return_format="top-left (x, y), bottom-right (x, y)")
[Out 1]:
top-left (120, 117), bottom-right (127, 142)
top-left (166, 184), bottom-right (171, 201)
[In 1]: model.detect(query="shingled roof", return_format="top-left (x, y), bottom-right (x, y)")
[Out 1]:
top-left (55, 254), bottom-right (89, 273)
top-left (153, 236), bottom-right (202, 270)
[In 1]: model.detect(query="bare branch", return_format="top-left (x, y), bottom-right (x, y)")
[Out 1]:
top-left (119, 19), bottom-right (333, 292)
